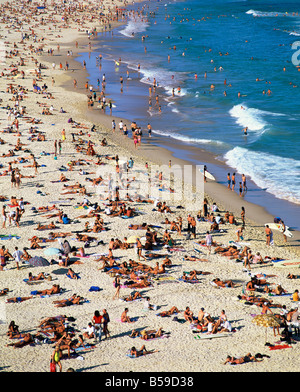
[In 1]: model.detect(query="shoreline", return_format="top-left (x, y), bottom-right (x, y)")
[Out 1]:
top-left (54, 21), bottom-right (300, 253)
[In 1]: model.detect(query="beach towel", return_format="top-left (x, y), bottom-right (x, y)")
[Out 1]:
top-left (23, 279), bottom-right (44, 285)
top-left (0, 234), bottom-right (21, 240)
top-left (269, 344), bottom-right (292, 350)
top-left (75, 344), bottom-right (96, 353)
top-left (66, 273), bottom-right (80, 279)
top-left (88, 286), bottom-right (101, 292)
top-left (178, 278), bottom-right (200, 284)
top-left (119, 297), bottom-right (143, 303)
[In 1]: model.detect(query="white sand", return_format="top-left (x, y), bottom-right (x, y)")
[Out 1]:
top-left (0, 0), bottom-right (299, 374)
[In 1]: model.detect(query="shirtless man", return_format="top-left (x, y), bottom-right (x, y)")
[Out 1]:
top-left (121, 308), bottom-right (134, 323)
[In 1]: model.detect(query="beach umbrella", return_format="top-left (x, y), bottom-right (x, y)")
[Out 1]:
top-left (252, 314), bottom-right (281, 342)
top-left (43, 247), bottom-right (62, 256)
top-left (28, 256), bottom-right (50, 267)
top-left (127, 235), bottom-right (140, 244)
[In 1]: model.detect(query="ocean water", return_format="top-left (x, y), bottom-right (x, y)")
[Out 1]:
top-left (78, 0), bottom-right (300, 226)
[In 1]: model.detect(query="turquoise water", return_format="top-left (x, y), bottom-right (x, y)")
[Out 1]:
top-left (79, 0), bottom-right (300, 223)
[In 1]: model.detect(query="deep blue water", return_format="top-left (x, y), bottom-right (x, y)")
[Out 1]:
top-left (78, 0), bottom-right (300, 223)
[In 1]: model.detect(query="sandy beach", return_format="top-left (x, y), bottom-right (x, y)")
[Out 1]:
top-left (1, 0), bottom-right (300, 374)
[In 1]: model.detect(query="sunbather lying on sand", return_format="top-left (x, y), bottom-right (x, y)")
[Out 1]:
top-left (130, 345), bottom-right (159, 357)
top-left (35, 284), bottom-right (61, 296)
top-left (6, 333), bottom-right (34, 348)
top-left (157, 306), bottom-right (179, 317)
top-left (212, 278), bottom-right (236, 288)
top-left (224, 353), bottom-right (267, 365)
top-left (53, 294), bottom-right (84, 307)
top-left (122, 292), bottom-right (142, 302)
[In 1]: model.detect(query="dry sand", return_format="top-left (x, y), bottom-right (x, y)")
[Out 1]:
top-left (0, 0), bottom-right (300, 374)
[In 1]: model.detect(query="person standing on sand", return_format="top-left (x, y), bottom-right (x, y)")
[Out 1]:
top-left (239, 182), bottom-right (243, 197)
top-left (265, 225), bottom-right (272, 246)
top-left (12, 246), bottom-right (23, 270)
top-left (279, 220), bottom-right (287, 243)
top-left (0, 246), bottom-right (6, 271)
top-left (231, 173), bottom-right (236, 191)
top-left (241, 206), bottom-right (245, 227)
top-left (205, 231), bottom-right (212, 254)
top-left (102, 309), bottom-right (111, 340)
top-left (51, 346), bottom-right (62, 372)
top-left (242, 174), bottom-right (247, 192)
top-left (227, 173), bottom-right (231, 189)
top-left (2, 205), bottom-right (7, 228)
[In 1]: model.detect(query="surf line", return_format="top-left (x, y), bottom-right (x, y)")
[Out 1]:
top-left (105, 376), bottom-right (139, 389)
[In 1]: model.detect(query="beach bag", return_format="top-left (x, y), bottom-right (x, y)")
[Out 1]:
top-left (50, 361), bottom-right (56, 372)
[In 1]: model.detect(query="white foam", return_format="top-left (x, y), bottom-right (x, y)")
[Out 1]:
top-left (229, 104), bottom-right (267, 131)
top-left (152, 129), bottom-right (226, 146)
top-left (224, 147), bottom-right (300, 204)
top-left (246, 9), bottom-right (290, 17)
top-left (229, 104), bottom-right (285, 133)
top-left (119, 17), bottom-right (149, 38)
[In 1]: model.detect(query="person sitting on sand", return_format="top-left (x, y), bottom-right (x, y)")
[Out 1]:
top-left (121, 308), bottom-right (134, 323)
top-left (184, 307), bottom-right (194, 323)
top-left (7, 321), bottom-right (21, 339)
top-left (21, 248), bottom-right (32, 261)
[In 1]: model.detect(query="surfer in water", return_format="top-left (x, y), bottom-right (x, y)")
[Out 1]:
top-left (242, 127), bottom-right (248, 136)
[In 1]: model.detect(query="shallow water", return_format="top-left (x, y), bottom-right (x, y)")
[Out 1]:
top-left (77, 0), bottom-right (300, 228)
